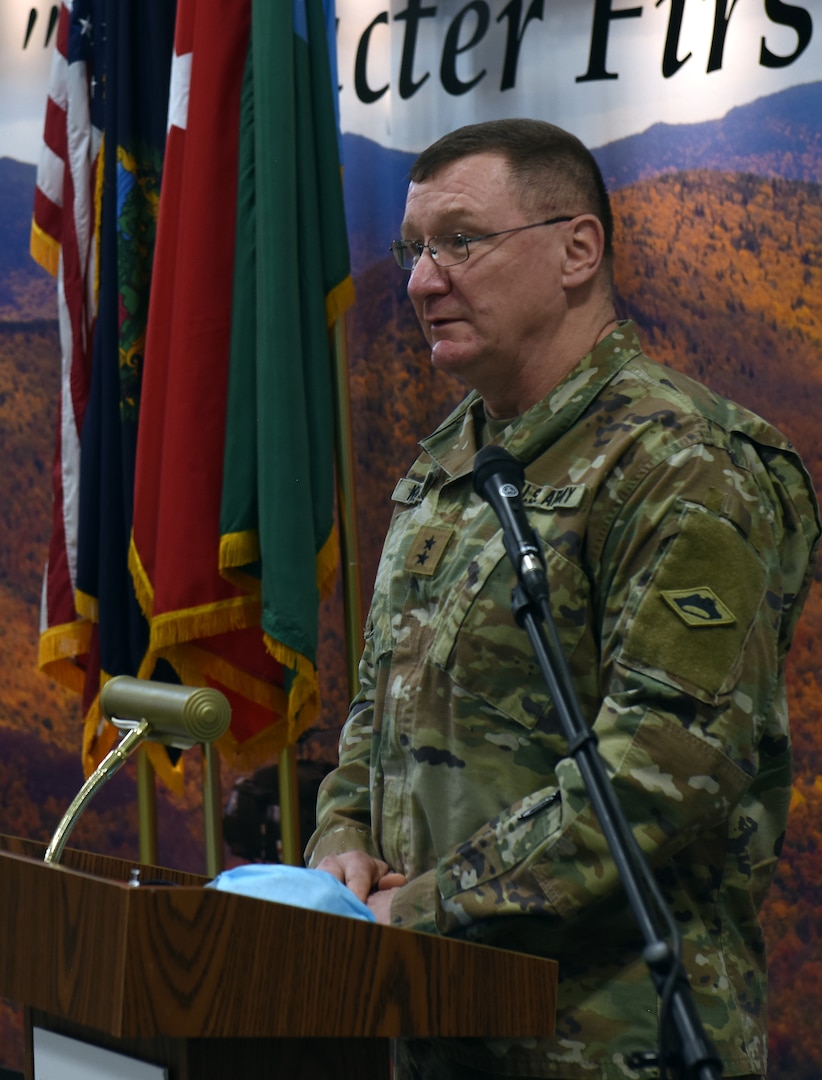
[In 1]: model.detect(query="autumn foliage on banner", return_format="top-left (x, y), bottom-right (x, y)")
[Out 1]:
top-left (3, 81), bottom-right (822, 1080)
top-left (340, 168), bottom-right (822, 1080)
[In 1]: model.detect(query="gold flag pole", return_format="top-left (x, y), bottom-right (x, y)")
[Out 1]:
top-left (279, 314), bottom-right (363, 867)
top-left (332, 313), bottom-right (364, 698)
top-left (137, 746), bottom-right (158, 866)
top-left (278, 743), bottom-right (302, 866)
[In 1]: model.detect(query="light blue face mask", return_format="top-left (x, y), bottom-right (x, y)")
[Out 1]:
top-left (207, 864), bottom-right (376, 922)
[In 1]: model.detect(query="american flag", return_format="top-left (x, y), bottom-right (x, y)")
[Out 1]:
top-left (31, 0), bottom-right (105, 694)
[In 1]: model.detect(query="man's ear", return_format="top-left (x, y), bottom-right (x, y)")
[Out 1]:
top-left (560, 215), bottom-right (605, 288)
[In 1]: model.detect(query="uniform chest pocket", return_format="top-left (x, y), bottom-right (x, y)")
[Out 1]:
top-left (428, 529), bottom-right (591, 729)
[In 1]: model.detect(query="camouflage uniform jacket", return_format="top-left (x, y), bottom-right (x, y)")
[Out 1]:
top-left (306, 324), bottom-right (819, 1078)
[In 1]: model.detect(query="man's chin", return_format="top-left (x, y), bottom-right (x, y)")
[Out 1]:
top-left (430, 340), bottom-right (476, 379)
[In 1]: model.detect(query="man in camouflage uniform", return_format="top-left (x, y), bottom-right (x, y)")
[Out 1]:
top-left (305, 120), bottom-right (819, 1079)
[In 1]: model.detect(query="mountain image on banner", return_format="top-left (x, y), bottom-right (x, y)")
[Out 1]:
top-left (4, 76), bottom-right (822, 764)
top-left (2, 78), bottom-right (822, 1076)
top-left (342, 79), bottom-right (822, 275)
top-left (334, 79), bottom-right (822, 1080)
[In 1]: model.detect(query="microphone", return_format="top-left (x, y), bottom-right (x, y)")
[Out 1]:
top-left (100, 675), bottom-right (231, 748)
top-left (472, 445), bottom-right (549, 606)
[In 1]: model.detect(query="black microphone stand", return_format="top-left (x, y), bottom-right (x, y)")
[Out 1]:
top-left (509, 570), bottom-right (723, 1080)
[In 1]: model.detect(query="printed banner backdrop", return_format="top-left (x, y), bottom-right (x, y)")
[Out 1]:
top-left (0, 0), bottom-right (820, 1075)
top-left (331, 3), bottom-right (822, 1078)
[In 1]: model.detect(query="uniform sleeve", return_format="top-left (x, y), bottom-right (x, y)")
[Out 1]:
top-left (304, 627), bottom-right (384, 867)
top-left (389, 439), bottom-right (819, 936)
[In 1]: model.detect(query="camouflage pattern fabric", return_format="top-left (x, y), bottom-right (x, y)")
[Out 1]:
top-left (306, 324), bottom-right (820, 1079)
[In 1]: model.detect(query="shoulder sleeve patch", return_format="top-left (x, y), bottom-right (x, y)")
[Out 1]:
top-left (659, 587), bottom-right (736, 627)
top-left (618, 505), bottom-right (767, 704)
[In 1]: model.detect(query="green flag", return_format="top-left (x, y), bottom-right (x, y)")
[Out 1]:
top-left (219, 0), bottom-right (354, 748)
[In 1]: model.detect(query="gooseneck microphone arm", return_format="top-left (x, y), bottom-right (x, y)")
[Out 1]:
top-left (472, 444), bottom-right (722, 1080)
top-left (44, 721), bottom-right (151, 864)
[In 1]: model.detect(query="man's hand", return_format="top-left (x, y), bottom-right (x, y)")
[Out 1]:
top-left (316, 852), bottom-right (408, 922)
top-left (366, 873), bottom-right (407, 924)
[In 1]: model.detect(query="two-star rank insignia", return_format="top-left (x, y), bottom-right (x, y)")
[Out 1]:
top-left (660, 587), bottom-right (736, 627)
top-left (404, 527), bottom-right (453, 576)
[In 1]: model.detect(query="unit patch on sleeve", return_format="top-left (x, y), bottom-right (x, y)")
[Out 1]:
top-left (660, 587), bottom-right (736, 627)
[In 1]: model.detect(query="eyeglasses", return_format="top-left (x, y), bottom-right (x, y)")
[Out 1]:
top-left (389, 216), bottom-right (576, 271)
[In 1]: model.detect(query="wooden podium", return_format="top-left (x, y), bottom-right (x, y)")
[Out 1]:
top-left (0, 836), bottom-right (557, 1079)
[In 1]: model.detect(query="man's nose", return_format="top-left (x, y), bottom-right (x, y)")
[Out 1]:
top-left (407, 249), bottom-right (449, 297)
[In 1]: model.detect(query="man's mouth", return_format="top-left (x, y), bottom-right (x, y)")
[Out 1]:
top-left (428, 316), bottom-right (461, 332)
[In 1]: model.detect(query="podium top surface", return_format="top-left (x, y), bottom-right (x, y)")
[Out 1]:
top-left (0, 835), bottom-right (556, 1041)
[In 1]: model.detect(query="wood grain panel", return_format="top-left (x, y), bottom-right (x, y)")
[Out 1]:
top-left (0, 838), bottom-right (556, 1042)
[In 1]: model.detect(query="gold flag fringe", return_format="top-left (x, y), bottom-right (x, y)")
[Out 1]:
top-left (38, 619), bottom-right (93, 694)
top-left (121, 420), bottom-right (343, 786)
top-left (29, 220), bottom-right (60, 278)
top-left (218, 529), bottom-right (260, 570)
top-left (325, 274), bottom-right (355, 328)
top-left (128, 532), bottom-right (155, 622)
top-left (75, 588), bottom-right (99, 623)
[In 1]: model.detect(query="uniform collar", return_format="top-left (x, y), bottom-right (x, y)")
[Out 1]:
top-left (419, 321), bottom-right (642, 479)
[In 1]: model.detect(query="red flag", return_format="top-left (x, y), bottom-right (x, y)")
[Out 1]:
top-left (130, 0), bottom-right (292, 775)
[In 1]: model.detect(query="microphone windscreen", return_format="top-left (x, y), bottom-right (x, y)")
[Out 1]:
top-left (472, 445), bottom-right (525, 495)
